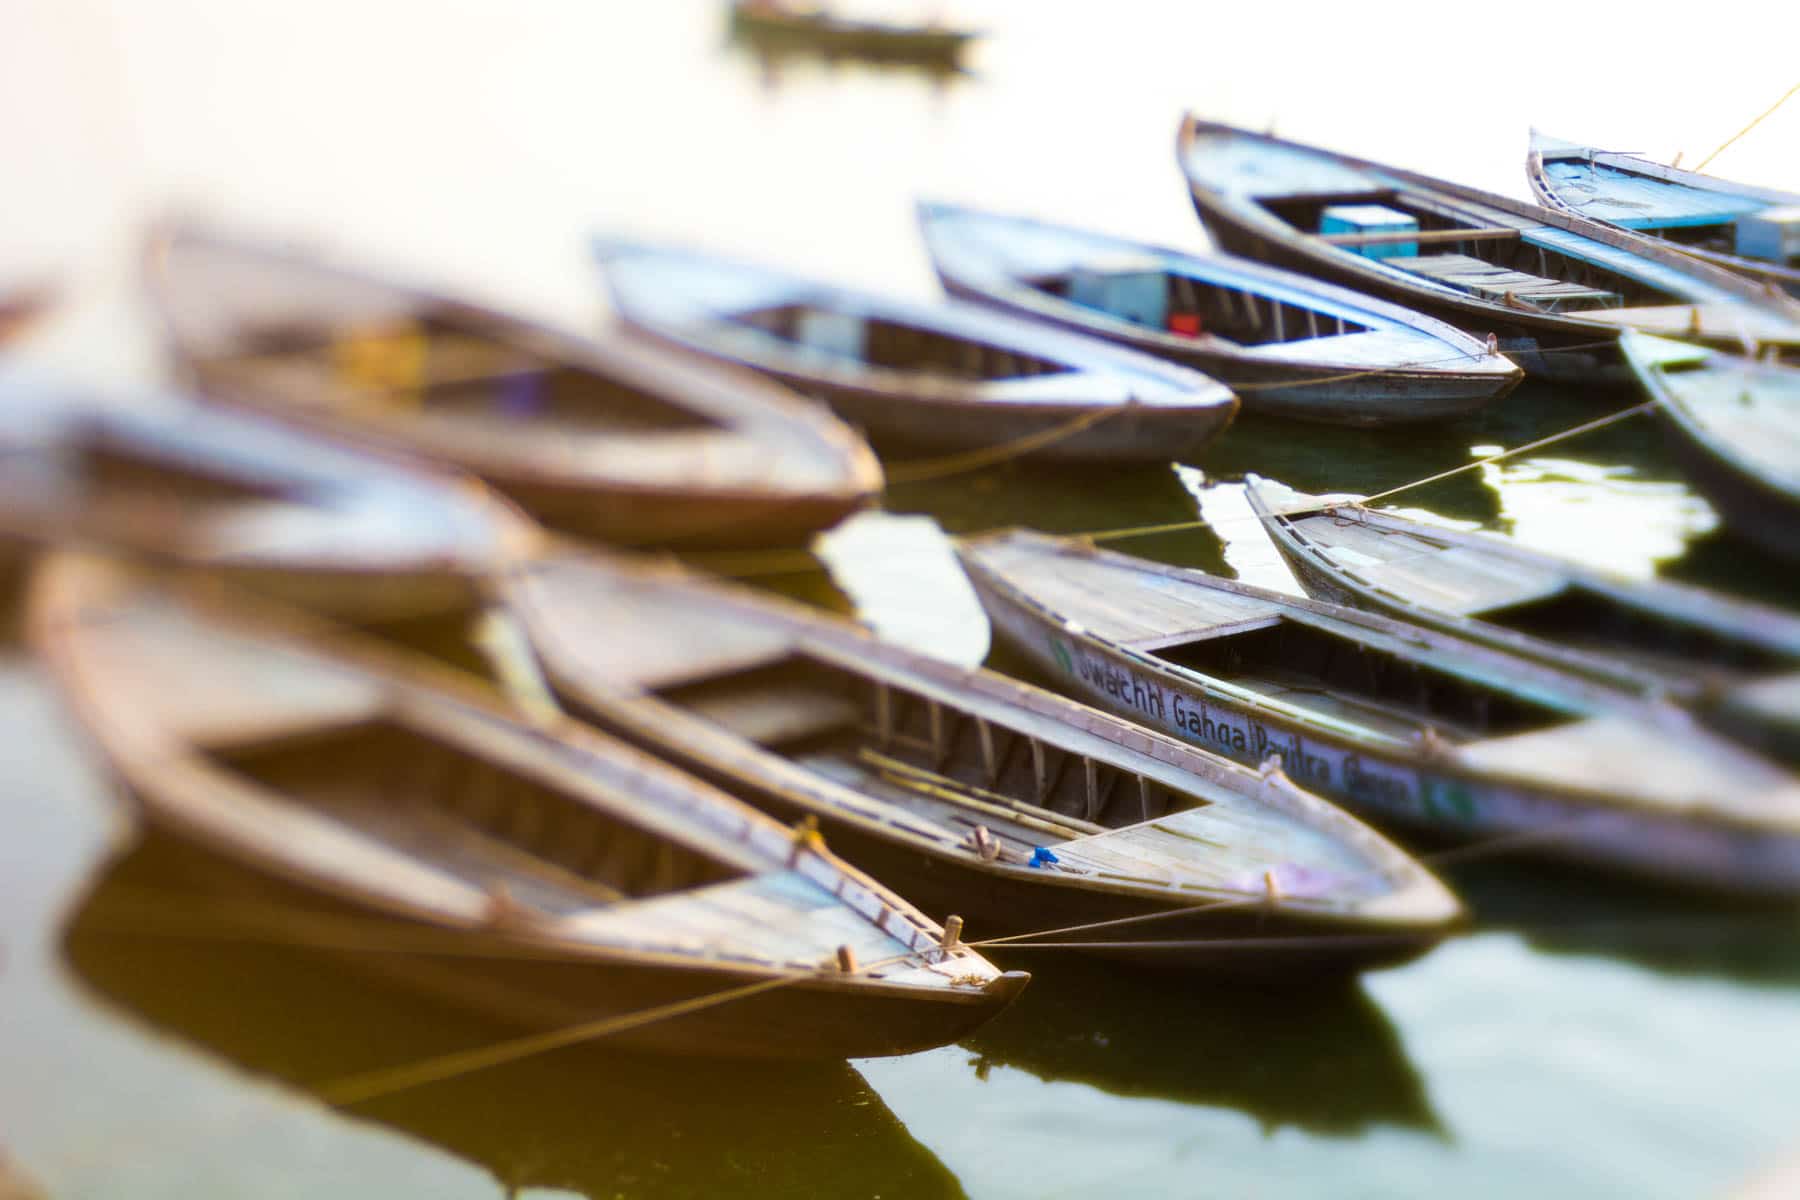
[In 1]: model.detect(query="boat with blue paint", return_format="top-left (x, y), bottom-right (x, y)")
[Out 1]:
top-left (1175, 116), bottom-right (1800, 384)
top-left (593, 238), bottom-right (1240, 463)
top-left (956, 529), bottom-right (1800, 897)
top-left (1528, 131), bottom-right (1800, 298)
top-left (916, 202), bottom-right (1522, 427)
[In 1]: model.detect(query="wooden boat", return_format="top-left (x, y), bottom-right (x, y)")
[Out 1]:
top-left (1242, 473), bottom-right (1800, 762)
top-left (1175, 117), bottom-right (1800, 384)
top-left (728, 3), bottom-right (979, 68)
top-left (509, 550), bottom-right (1463, 972)
top-left (32, 553), bottom-right (1025, 1059)
top-left (956, 530), bottom-right (1800, 896)
top-left (146, 224), bottom-right (882, 550)
top-left (594, 239), bottom-right (1240, 463)
top-left (1528, 131), bottom-right (1800, 298)
top-left (0, 368), bottom-right (539, 624)
top-left (1621, 331), bottom-right (1800, 562)
top-left (917, 202), bottom-right (1522, 426)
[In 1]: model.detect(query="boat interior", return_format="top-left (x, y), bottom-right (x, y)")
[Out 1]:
top-left (83, 595), bottom-right (801, 931)
top-left (1255, 190), bottom-right (1685, 313)
top-left (1481, 586), bottom-right (1789, 685)
top-left (639, 648), bottom-right (1188, 862)
top-left (159, 239), bottom-right (723, 438)
top-left (1656, 354), bottom-right (1800, 447)
top-left (212, 716), bottom-right (750, 915)
top-left (733, 303), bottom-right (1072, 381)
top-left (650, 645), bottom-right (1394, 891)
top-left (1027, 265), bottom-right (1375, 347)
top-left (209, 313), bottom-right (721, 436)
top-left (1147, 616), bottom-right (1576, 745)
top-left (1537, 157), bottom-right (1778, 258)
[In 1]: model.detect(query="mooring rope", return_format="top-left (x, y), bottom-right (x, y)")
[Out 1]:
top-left (1695, 80), bottom-right (1800, 172)
top-left (1357, 400), bottom-right (1653, 505)
top-left (315, 975), bottom-right (802, 1108)
top-left (884, 404), bottom-right (1125, 485)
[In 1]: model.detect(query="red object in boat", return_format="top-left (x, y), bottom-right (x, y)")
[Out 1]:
top-left (1167, 312), bottom-right (1202, 337)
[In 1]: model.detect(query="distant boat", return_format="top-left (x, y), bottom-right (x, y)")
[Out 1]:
top-left (1528, 131), bottom-right (1800, 298)
top-left (917, 202), bottom-right (1522, 426)
top-left (1242, 473), bottom-right (1800, 763)
top-left (146, 223), bottom-right (882, 550)
top-left (1175, 116), bottom-right (1800, 384)
top-left (728, 3), bottom-right (979, 68)
top-left (593, 239), bottom-right (1240, 463)
top-left (510, 550), bottom-right (1463, 972)
top-left (1621, 331), bottom-right (1800, 561)
top-left (956, 529), bottom-right (1800, 896)
top-left (0, 367), bottom-right (537, 624)
top-left (33, 554), bottom-right (1026, 1059)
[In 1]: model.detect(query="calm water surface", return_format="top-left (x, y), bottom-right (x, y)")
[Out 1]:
top-left (2, 3), bottom-right (1798, 1197)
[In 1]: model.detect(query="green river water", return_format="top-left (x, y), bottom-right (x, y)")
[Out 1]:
top-left (2, 2), bottom-right (1798, 1196)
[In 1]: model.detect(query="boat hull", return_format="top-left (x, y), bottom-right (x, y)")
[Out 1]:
top-left (1654, 405), bottom-right (1800, 561)
top-left (969, 571), bottom-right (1800, 898)
top-left (717, 366), bottom-right (1234, 463)
top-left (105, 819), bottom-right (1023, 1060)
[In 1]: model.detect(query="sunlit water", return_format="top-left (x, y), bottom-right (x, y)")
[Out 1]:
top-left (3, 2), bottom-right (1798, 1197)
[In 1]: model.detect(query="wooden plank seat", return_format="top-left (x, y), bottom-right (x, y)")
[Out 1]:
top-left (560, 868), bottom-right (909, 966)
top-left (1385, 253), bottom-right (1622, 312)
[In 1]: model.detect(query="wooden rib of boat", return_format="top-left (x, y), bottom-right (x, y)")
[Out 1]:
top-left (145, 224), bottom-right (883, 550)
top-left (593, 239), bottom-right (1240, 463)
top-left (917, 202), bottom-right (1522, 426)
top-left (1242, 473), bottom-right (1800, 763)
top-left (0, 368), bottom-right (539, 624)
top-left (1175, 117), bottom-right (1800, 384)
top-left (1527, 131), bottom-right (1800, 298)
top-left (728, 3), bottom-right (979, 67)
top-left (956, 529), bottom-right (1800, 897)
top-left (509, 550), bottom-right (1463, 972)
top-left (1621, 331), bottom-right (1800, 562)
top-left (32, 554), bottom-right (1025, 1059)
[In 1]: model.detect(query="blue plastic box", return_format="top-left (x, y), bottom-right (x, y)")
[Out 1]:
top-left (1321, 203), bottom-right (1419, 261)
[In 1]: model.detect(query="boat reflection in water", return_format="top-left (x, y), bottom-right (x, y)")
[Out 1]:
top-left (958, 957), bottom-right (1441, 1138)
top-left (63, 838), bottom-right (970, 1200)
